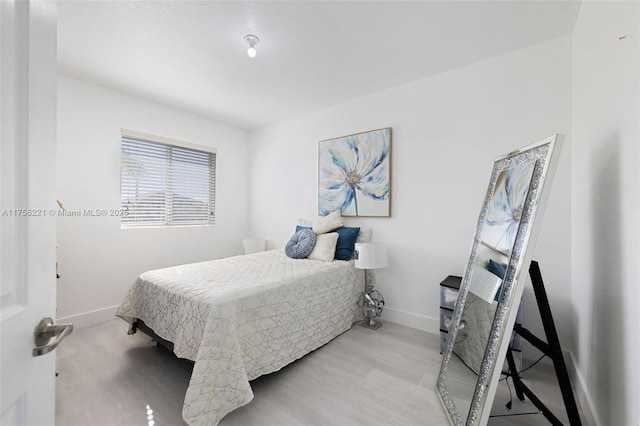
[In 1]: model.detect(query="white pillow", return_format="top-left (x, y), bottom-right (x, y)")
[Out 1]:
top-left (297, 218), bottom-right (313, 227)
top-left (313, 210), bottom-right (343, 234)
top-left (307, 232), bottom-right (339, 262)
top-left (356, 227), bottom-right (373, 243)
top-left (469, 263), bottom-right (503, 304)
top-left (299, 219), bottom-right (372, 244)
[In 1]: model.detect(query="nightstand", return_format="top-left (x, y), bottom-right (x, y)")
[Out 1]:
top-left (439, 275), bottom-right (522, 372)
top-left (439, 275), bottom-right (462, 354)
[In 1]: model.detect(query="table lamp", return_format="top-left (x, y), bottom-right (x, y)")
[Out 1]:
top-left (354, 242), bottom-right (388, 329)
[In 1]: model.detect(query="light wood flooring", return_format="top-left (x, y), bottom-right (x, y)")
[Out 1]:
top-left (56, 319), bottom-right (583, 425)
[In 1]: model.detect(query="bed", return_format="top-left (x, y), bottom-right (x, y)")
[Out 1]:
top-left (115, 237), bottom-right (368, 425)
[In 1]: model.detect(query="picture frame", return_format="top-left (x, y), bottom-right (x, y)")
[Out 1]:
top-left (318, 127), bottom-right (391, 217)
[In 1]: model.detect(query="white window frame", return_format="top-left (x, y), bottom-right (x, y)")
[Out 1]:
top-left (120, 129), bottom-right (216, 228)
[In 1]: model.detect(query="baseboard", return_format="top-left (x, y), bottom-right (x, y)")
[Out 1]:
top-left (56, 305), bottom-right (120, 329)
top-left (565, 350), bottom-right (601, 426)
top-left (382, 307), bottom-right (439, 334)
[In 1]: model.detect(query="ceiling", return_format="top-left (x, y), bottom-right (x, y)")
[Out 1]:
top-left (58, 1), bottom-right (581, 130)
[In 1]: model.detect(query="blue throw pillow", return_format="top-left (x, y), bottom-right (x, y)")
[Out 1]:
top-left (295, 225), bottom-right (311, 233)
top-left (333, 227), bottom-right (361, 261)
top-left (487, 259), bottom-right (506, 278)
top-left (285, 229), bottom-right (317, 259)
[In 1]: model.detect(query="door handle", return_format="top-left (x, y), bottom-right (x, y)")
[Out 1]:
top-left (32, 317), bottom-right (73, 356)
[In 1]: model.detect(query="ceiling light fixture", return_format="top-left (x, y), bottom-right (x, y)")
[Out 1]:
top-left (244, 34), bottom-right (260, 58)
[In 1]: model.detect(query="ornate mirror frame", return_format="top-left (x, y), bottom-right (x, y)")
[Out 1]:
top-left (436, 134), bottom-right (563, 425)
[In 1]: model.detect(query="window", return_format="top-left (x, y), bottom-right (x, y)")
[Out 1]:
top-left (120, 131), bottom-right (216, 227)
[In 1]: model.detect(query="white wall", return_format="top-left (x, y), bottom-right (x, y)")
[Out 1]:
top-left (56, 75), bottom-right (250, 325)
top-left (572, 2), bottom-right (639, 425)
top-left (248, 37), bottom-right (573, 348)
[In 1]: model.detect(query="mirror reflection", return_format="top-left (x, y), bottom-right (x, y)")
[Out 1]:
top-left (447, 243), bottom-right (507, 414)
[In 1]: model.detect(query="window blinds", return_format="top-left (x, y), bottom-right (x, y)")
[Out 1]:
top-left (120, 135), bottom-right (216, 227)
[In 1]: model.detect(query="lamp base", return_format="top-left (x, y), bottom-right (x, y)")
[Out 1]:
top-left (360, 270), bottom-right (384, 330)
top-left (361, 317), bottom-right (382, 330)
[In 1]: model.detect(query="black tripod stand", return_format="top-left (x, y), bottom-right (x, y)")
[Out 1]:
top-left (505, 261), bottom-right (582, 426)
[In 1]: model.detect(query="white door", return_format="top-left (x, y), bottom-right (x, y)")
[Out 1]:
top-left (1, 1), bottom-right (59, 425)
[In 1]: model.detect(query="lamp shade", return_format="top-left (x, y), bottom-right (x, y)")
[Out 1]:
top-left (354, 242), bottom-right (388, 269)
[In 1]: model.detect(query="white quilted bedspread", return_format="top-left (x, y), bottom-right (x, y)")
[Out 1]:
top-left (116, 249), bottom-right (364, 425)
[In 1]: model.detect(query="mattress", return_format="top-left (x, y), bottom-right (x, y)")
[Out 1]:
top-left (116, 249), bottom-right (364, 425)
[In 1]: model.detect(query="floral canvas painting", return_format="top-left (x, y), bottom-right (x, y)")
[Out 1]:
top-left (318, 128), bottom-right (391, 217)
top-left (483, 161), bottom-right (535, 254)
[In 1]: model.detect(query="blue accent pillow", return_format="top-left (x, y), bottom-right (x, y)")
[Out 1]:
top-left (487, 259), bottom-right (506, 278)
top-left (295, 225), bottom-right (311, 233)
top-left (333, 227), bottom-right (361, 261)
top-left (487, 259), bottom-right (507, 301)
top-left (285, 229), bottom-right (317, 259)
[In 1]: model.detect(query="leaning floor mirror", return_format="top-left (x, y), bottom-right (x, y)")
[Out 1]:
top-left (436, 134), bottom-right (563, 425)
